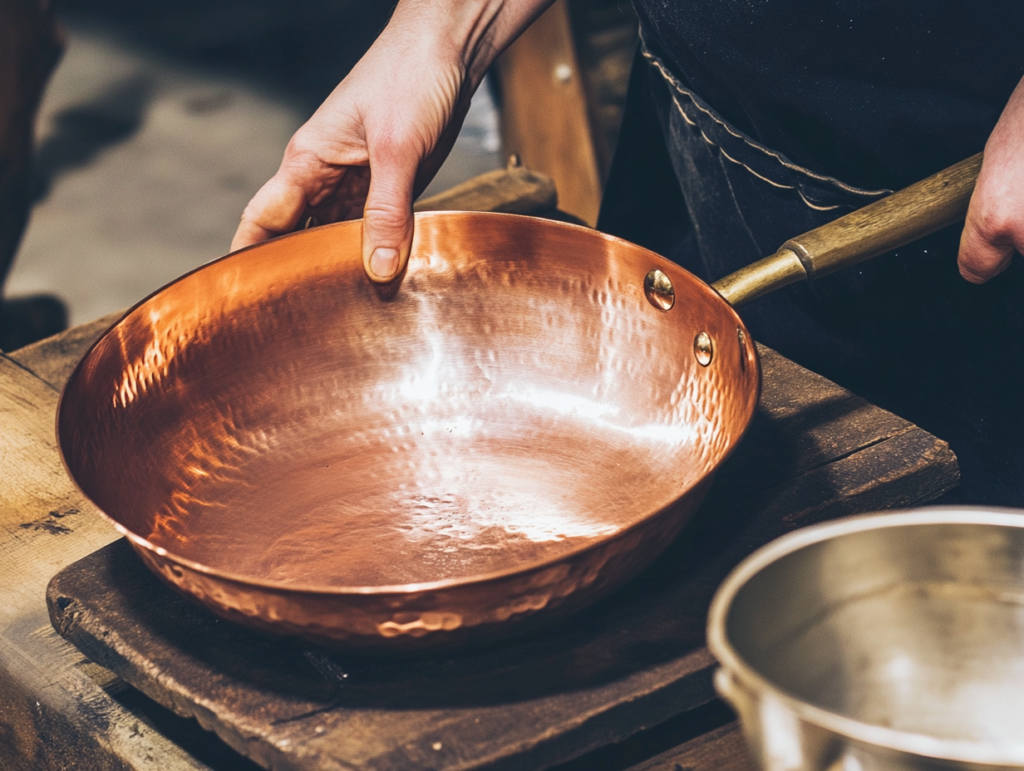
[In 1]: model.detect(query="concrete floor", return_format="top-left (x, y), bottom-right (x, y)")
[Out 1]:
top-left (6, 4), bottom-right (501, 326)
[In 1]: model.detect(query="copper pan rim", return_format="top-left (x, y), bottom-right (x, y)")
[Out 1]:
top-left (56, 211), bottom-right (762, 597)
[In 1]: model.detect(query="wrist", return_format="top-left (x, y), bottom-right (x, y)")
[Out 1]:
top-left (388, 0), bottom-right (552, 91)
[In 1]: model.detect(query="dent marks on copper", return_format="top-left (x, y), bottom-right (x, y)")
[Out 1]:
top-left (136, 499), bottom-right (693, 650)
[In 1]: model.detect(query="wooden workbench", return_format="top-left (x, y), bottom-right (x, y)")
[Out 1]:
top-left (0, 314), bottom-right (958, 771)
top-left (0, 163), bottom-right (958, 771)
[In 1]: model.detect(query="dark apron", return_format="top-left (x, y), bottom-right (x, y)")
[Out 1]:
top-left (599, 40), bottom-right (1024, 507)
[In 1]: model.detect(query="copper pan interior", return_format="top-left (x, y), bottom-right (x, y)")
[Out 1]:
top-left (57, 212), bottom-right (759, 592)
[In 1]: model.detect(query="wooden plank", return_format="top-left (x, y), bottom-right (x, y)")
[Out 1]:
top-left (415, 161), bottom-right (556, 215)
top-left (567, 0), bottom-right (638, 185)
top-left (494, 0), bottom-right (603, 225)
top-left (0, 353), bottom-right (212, 770)
top-left (12, 310), bottom-right (122, 388)
top-left (627, 721), bottom-right (755, 771)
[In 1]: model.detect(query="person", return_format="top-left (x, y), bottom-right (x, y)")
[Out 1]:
top-left (232, 0), bottom-right (1024, 505)
top-left (0, 0), bottom-right (66, 350)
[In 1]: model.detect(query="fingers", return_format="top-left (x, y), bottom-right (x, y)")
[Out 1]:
top-left (957, 75), bottom-right (1024, 283)
top-left (231, 174), bottom-right (309, 252)
top-left (958, 203), bottom-right (1017, 284)
top-left (361, 139), bottom-right (418, 283)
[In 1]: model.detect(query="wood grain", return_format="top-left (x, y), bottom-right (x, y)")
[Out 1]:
top-left (415, 163), bottom-right (557, 215)
top-left (784, 153), bottom-right (982, 279)
top-left (712, 154), bottom-right (982, 307)
top-left (494, 0), bottom-right (603, 225)
top-left (629, 722), bottom-right (755, 771)
top-left (0, 353), bottom-right (210, 770)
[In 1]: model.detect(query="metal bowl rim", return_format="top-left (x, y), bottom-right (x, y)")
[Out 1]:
top-left (56, 210), bottom-right (762, 597)
top-left (707, 505), bottom-right (1024, 764)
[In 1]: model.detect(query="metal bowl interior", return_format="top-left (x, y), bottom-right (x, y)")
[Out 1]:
top-left (710, 508), bottom-right (1024, 765)
top-left (58, 212), bottom-right (758, 599)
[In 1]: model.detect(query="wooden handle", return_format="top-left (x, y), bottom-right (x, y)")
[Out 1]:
top-left (712, 153), bottom-right (983, 307)
top-left (414, 162), bottom-right (557, 215)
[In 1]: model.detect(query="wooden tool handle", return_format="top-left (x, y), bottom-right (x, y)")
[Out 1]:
top-left (414, 160), bottom-right (557, 215)
top-left (712, 153), bottom-right (983, 307)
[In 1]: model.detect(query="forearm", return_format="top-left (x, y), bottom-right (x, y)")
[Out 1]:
top-left (385, 0), bottom-right (554, 93)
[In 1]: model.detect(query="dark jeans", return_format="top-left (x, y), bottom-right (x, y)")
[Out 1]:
top-left (599, 44), bottom-right (1024, 507)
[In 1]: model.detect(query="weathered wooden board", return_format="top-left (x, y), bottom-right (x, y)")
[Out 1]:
top-left (0, 353), bottom-right (214, 770)
top-left (414, 162), bottom-right (557, 216)
top-left (12, 309), bottom-right (123, 387)
top-left (495, 0), bottom-right (603, 225)
top-left (42, 344), bottom-right (958, 771)
top-left (630, 722), bottom-right (755, 771)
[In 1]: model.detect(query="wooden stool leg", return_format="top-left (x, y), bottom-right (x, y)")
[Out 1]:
top-left (0, 0), bottom-right (63, 284)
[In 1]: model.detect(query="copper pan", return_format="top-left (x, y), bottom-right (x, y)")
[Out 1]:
top-left (56, 155), bottom-right (981, 653)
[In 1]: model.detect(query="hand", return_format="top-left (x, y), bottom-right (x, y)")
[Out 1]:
top-left (958, 76), bottom-right (1024, 283)
top-left (230, 7), bottom-right (467, 282)
top-left (231, 0), bottom-right (552, 283)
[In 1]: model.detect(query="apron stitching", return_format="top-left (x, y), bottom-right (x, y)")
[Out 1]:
top-left (718, 146), bottom-right (794, 191)
top-left (795, 192), bottom-right (843, 212)
top-left (641, 41), bottom-right (893, 198)
top-left (676, 101), bottom-right (698, 128)
top-left (722, 139), bottom-right (841, 210)
top-left (684, 93), bottom-right (844, 211)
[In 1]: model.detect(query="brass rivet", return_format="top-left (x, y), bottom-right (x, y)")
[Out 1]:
top-left (737, 327), bottom-right (747, 370)
top-left (694, 332), bottom-right (714, 366)
top-left (644, 269), bottom-right (675, 311)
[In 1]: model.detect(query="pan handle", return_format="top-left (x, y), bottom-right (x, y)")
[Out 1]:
top-left (711, 153), bottom-right (983, 307)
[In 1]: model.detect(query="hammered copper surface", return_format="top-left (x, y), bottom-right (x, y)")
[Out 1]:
top-left (57, 212), bottom-right (759, 650)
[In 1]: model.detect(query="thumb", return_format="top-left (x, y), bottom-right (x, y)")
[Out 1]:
top-left (361, 146), bottom-right (417, 283)
top-left (231, 174), bottom-right (308, 252)
top-left (958, 206), bottom-right (1016, 284)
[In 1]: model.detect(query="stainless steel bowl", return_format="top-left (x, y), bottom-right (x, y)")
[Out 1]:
top-left (708, 508), bottom-right (1024, 771)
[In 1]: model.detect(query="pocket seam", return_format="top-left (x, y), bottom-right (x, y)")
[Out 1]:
top-left (641, 38), bottom-right (893, 205)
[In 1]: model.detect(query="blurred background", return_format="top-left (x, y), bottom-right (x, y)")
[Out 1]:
top-left (4, 0), bottom-right (636, 334)
top-left (6, 0), bottom-right (501, 327)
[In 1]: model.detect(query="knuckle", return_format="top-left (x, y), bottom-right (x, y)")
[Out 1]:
top-left (975, 213), bottom-right (1009, 243)
top-left (369, 124), bottom-right (425, 165)
top-left (362, 201), bottom-right (411, 234)
top-left (970, 199), bottom-right (1015, 242)
top-left (284, 129), bottom-right (318, 160)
